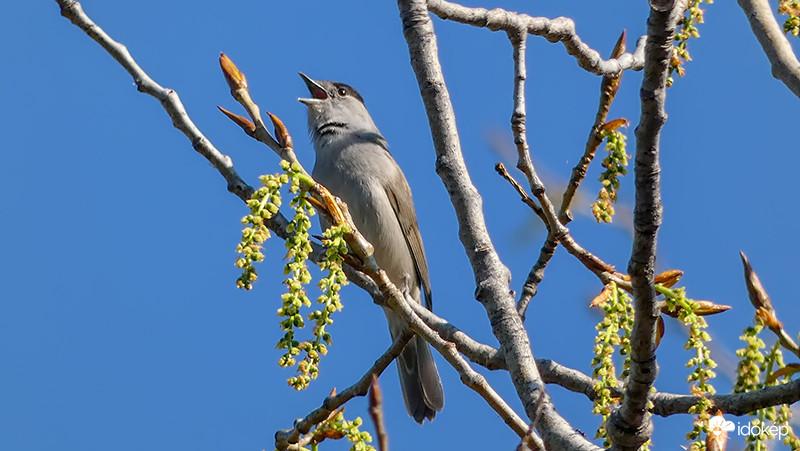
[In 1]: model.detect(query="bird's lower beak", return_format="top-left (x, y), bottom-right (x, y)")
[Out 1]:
top-left (298, 72), bottom-right (327, 106)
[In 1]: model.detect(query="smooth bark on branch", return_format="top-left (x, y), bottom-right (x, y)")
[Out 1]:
top-left (56, 0), bottom-right (251, 201)
top-left (651, 379), bottom-right (800, 417)
top-left (398, 0), bottom-right (596, 448)
top-left (738, 0), bottom-right (800, 98)
top-left (426, 0), bottom-right (647, 77)
top-left (53, 0), bottom-right (311, 247)
top-left (606, 1), bottom-right (684, 449)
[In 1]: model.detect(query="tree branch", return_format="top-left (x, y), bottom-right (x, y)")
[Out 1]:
top-left (53, 0), bottom-right (311, 251)
top-left (494, 162), bottom-right (619, 318)
top-left (385, 300), bottom-right (800, 421)
top-left (651, 379), bottom-right (800, 417)
top-left (606, 1), bottom-right (684, 449)
top-left (368, 377), bottom-right (389, 451)
top-left (398, 1), bottom-right (597, 448)
top-left (381, 280), bottom-right (537, 442)
top-left (517, 33), bottom-right (627, 320)
top-left (57, 0), bottom-right (532, 441)
top-left (274, 332), bottom-right (414, 451)
top-left (398, 299), bottom-right (800, 419)
top-left (738, 0), bottom-right (800, 98)
top-left (341, 272), bottom-right (617, 404)
top-left (56, 0), bottom-right (252, 201)
top-left (560, 31), bottom-right (628, 225)
top-left (426, 0), bottom-right (646, 77)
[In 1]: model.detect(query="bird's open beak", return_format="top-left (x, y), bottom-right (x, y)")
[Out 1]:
top-left (298, 72), bottom-right (327, 106)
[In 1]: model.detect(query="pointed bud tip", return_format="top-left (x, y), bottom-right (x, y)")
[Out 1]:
top-left (219, 53), bottom-right (247, 91)
top-left (267, 112), bottom-right (293, 148)
top-left (612, 30), bottom-right (627, 58)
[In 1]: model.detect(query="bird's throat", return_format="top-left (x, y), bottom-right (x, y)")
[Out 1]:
top-left (316, 121), bottom-right (348, 137)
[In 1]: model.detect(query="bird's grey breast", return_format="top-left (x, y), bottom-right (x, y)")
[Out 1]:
top-left (312, 138), bottom-right (393, 231)
top-left (311, 138), bottom-right (418, 296)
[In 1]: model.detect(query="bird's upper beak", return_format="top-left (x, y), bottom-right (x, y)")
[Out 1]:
top-left (298, 72), bottom-right (327, 106)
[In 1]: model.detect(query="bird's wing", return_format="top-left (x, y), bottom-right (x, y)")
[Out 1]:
top-left (385, 172), bottom-right (433, 310)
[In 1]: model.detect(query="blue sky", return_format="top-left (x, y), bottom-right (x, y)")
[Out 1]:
top-left (4, 1), bottom-right (799, 450)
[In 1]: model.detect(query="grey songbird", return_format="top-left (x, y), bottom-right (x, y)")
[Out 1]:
top-left (298, 72), bottom-right (444, 423)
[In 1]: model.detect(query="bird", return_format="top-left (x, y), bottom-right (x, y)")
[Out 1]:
top-left (298, 72), bottom-right (444, 423)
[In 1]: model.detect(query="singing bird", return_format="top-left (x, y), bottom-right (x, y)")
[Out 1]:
top-left (298, 73), bottom-right (444, 423)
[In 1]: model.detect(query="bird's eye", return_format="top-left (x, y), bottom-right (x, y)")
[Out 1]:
top-left (337, 88), bottom-right (347, 96)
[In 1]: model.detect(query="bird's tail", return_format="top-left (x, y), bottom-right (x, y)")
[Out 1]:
top-left (396, 334), bottom-right (444, 423)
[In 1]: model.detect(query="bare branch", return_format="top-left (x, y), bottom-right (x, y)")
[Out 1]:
top-left (516, 33), bottom-right (627, 320)
top-left (651, 379), bottom-right (800, 417)
top-left (368, 376), bottom-right (389, 451)
top-left (343, 274), bottom-right (620, 403)
top-left (738, 0), bottom-right (800, 98)
top-left (54, 0), bottom-right (317, 257)
top-left (274, 332), bottom-right (414, 451)
top-left (340, 245), bottom-right (537, 440)
top-left (560, 31), bottom-right (628, 225)
top-left (397, 1), bottom-right (597, 448)
top-left (606, 1), bottom-right (685, 449)
top-left (407, 301), bottom-right (507, 370)
top-left (387, 286), bottom-right (536, 441)
top-left (426, 0), bottom-right (646, 77)
top-left (56, 0), bottom-right (251, 201)
top-left (489, 4), bottom-right (620, 326)
top-left (494, 163), bottom-right (546, 221)
top-left (515, 235), bottom-right (558, 320)
top-left (495, 157), bottom-right (618, 319)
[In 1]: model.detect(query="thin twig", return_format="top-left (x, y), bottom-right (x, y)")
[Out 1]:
top-left (495, 158), bottom-right (617, 318)
top-left (494, 163), bottom-right (545, 221)
top-left (56, 1), bottom-right (252, 201)
top-left (426, 0), bottom-right (647, 77)
top-left (502, 22), bottom-right (617, 321)
top-left (218, 54), bottom-right (307, 174)
top-left (495, 139), bottom-right (618, 318)
top-left (504, 25), bottom-right (571, 320)
top-left (559, 31), bottom-right (628, 225)
top-left (515, 32), bottom-right (628, 320)
top-left (368, 376), bottom-right (389, 451)
top-left (516, 235), bottom-right (559, 319)
top-left (54, 0), bottom-right (312, 253)
top-left (274, 332), bottom-right (413, 451)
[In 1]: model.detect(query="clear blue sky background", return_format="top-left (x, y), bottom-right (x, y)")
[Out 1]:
top-left (4, 1), bottom-right (798, 450)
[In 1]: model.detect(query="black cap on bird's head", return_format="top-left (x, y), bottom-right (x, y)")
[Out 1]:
top-left (297, 72), bottom-right (365, 106)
